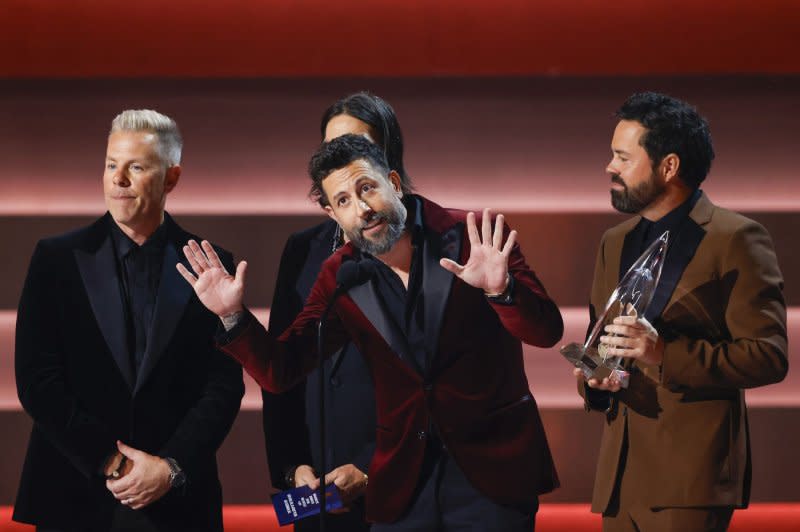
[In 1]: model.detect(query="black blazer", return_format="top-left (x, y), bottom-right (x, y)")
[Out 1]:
top-left (14, 213), bottom-right (244, 531)
top-left (261, 220), bottom-right (376, 492)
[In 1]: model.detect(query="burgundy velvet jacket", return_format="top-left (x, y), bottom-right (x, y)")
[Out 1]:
top-left (219, 196), bottom-right (563, 523)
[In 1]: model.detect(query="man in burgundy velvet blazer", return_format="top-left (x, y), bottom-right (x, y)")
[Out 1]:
top-left (178, 135), bottom-right (564, 529)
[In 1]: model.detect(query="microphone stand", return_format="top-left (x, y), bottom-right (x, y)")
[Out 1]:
top-left (316, 280), bottom-right (350, 532)
top-left (315, 259), bottom-right (375, 532)
top-left (317, 300), bottom-right (335, 532)
top-left (317, 260), bottom-right (375, 532)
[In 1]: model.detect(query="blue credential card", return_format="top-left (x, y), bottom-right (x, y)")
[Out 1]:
top-left (271, 484), bottom-right (344, 526)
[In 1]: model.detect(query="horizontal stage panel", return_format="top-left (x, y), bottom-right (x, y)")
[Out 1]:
top-left (2, 1), bottom-right (798, 77)
top-left (1, 77), bottom-right (799, 215)
top-left (1, 211), bottom-right (798, 311)
top-left (2, 307), bottom-right (797, 411)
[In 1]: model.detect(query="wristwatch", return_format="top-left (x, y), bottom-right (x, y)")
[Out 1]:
top-left (164, 457), bottom-right (187, 490)
top-left (485, 274), bottom-right (515, 305)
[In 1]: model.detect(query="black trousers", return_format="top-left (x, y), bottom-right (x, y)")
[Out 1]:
top-left (372, 450), bottom-right (537, 532)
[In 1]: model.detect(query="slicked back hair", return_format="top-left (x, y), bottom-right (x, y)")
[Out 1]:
top-left (110, 109), bottom-right (183, 167)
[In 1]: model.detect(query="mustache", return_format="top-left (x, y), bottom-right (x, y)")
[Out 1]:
top-left (358, 211), bottom-right (388, 231)
top-left (610, 174), bottom-right (626, 188)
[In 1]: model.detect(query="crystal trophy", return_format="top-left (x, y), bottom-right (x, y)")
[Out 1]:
top-left (561, 230), bottom-right (669, 388)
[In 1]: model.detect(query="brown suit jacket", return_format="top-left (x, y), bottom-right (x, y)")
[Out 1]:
top-left (582, 192), bottom-right (788, 513)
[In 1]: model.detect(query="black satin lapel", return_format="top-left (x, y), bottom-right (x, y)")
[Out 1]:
top-left (645, 218), bottom-right (706, 322)
top-left (135, 243), bottom-right (192, 393)
top-left (74, 237), bottom-right (134, 389)
top-left (422, 222), bottom-right (462, 370)
top-left (347, 280), bottom-right (419, 373)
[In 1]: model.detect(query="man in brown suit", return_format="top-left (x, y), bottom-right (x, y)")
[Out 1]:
top-left (578, 92), bottom-right (788, 531)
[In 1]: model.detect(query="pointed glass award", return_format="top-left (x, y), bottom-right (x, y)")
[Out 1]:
top-left (561, 230), bottom-right (669, 388)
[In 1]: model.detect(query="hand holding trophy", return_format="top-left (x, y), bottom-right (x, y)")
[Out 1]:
top-left (561, 231), bottom-right (669, 388)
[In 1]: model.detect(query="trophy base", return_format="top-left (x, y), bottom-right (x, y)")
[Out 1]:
top-left (560, 342), bottom-right (629, 388)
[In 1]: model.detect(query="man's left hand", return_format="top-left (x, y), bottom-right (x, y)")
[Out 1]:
top-left (440, 208), bottom-right (516, 295)
top-left (599, 315), bottom-right (664, 366)
top-left (309, 464), bottom-right (368, 506)
top-left (106, 441), bottom-right (172, 510)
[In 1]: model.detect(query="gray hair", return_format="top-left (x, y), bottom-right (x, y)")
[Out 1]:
top-left (110, 109), bottom-right (183, 166)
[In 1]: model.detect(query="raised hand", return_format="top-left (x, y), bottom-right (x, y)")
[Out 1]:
top-left (439, 208), bottom-right (516, 295)
top-left (176, 239), bottom-right (247, 318)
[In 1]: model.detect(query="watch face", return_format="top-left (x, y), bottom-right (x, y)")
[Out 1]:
top-left (172, 471), bottom-right (187, 488)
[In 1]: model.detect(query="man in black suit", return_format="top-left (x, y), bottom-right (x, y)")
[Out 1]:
top-left (261, 92), bottom-right (409, 531)
top-left (13, 109), bottom-right (244, 531)
top-left (263, 220), bottom-right (377, 531)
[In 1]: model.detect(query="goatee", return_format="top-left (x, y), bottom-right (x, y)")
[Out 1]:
top-left (346, 200), bottom-right (407, 256)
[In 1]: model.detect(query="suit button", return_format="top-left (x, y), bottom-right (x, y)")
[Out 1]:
top-left (329, 376), bottom-right (341, 387)
top-left (417, 430), bottom-right (426, 440)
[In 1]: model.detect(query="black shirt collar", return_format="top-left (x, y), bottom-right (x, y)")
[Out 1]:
top-left (639, 188), bottom-right (702, 243)
top-left (110, 218), bottom-right (169, 258)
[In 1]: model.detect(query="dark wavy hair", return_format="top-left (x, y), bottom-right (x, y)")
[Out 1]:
top-left (308, 134), bottom-right (391, 206)
top-left (320, 92), bottom-right (411, 193)
top-left (616, 92), bottom-right (715, 189)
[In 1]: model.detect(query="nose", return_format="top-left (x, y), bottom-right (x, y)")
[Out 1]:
top-left (113, 168), bottom-right (130, 187)
top-left (605, 159), bottom-right (617, 176)
top-left (356, 198), bottom-right (373, 217)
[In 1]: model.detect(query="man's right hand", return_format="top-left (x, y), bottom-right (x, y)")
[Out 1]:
top-left (103, 449), bottom-right (134, 480)
top-left (177, 239), bottom-right (247, 318)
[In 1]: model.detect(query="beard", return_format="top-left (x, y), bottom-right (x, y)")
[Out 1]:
top-left (610, 173), bottom-right (665, 214)
top-left (344, 198), bottom-right (407, 256)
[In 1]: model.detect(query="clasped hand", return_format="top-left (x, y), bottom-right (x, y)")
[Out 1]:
top-left (105, 441), bottom-right (172, 510)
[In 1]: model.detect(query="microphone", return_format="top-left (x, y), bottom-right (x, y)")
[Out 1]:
top-left (317, 257), bottom-right (375, 532)
top-left (335, 257), bottom-right (377, 293)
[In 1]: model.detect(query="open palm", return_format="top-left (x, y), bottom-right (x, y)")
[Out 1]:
top-left (440, 209), bottom-right (516, 294)
top-left (176, 239), bottom-right (247, 317)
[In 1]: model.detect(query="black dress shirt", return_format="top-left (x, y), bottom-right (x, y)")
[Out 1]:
top-left (622, 189), bottom-right (702, 275)
top-left (111, 221), bottom-right (168, 378)
top-left (367, 196), bottom-right (428, 373)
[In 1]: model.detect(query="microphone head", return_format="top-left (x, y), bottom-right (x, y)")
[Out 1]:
top-left (336, 260), bottom-right (361, 287)
top-left (336, 258), bottom-right (377, 289)
top-left (357, 258), bottom-right (377, 283)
